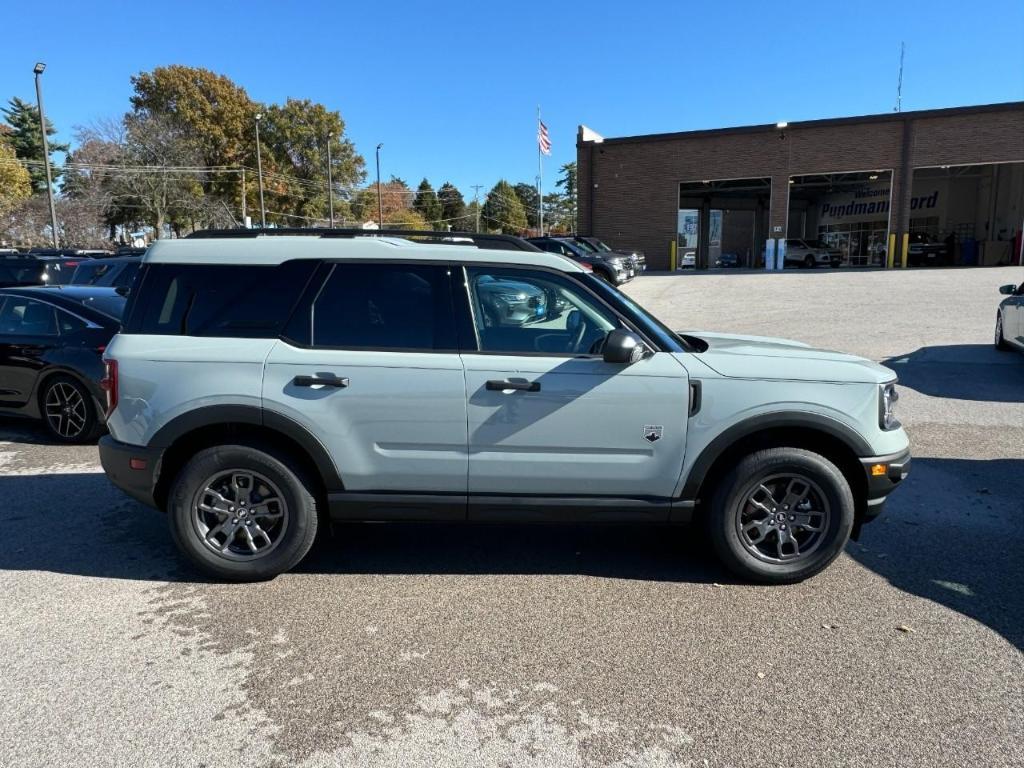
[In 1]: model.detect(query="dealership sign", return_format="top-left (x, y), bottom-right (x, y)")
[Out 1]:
top-left (818, 181), bottom-right (943, 224)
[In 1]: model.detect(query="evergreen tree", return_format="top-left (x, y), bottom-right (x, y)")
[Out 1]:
top-left (481, 180), bottom-right (527, 234)
top-left (412, 178), bottom-right (443, 229)
top-left (437, 181), bottom-right (466, 228)
top-left (513, 182), bottom-right (540, 229)
top-left (2, 97), bottom-right (69, 192)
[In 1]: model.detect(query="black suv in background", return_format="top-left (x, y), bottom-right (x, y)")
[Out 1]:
top-left (526, 237), bottom-right (630, 285)
top-left (574, 236), bottom-right (646, 275)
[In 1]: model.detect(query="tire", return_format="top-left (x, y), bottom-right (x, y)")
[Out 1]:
top-left (594, 268), bottom-right (613, 284)
top-left (995, 311), bottom-right (1010, 351)
top-left (708, 448), bottom-right (854, 584)
top-left (167, 444), bottom-right (319, 581)
top-left (40, 375), bottom-right (101, 444)
top-left (803, 255), bottom-right (816, 269)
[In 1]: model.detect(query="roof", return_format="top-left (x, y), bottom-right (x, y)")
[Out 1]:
top-left (144, 236), bottom-right (585, 272)
top-left (587, 101), bottom-right (1024, 146)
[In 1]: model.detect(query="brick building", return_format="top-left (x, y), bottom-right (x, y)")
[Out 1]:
top-left (576, 102), bottom-right (1024, 271)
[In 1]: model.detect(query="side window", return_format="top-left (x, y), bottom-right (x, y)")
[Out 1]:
top-left (0, 297), bottom-right (58, 336)
top-left (57, 311), bottom-right (87, 334)
top-left (311, 263), bottom-right (455, 351)
top-left (124, 261), bottom-right (317, 337)
top-left (465, 267), bottom-right (618, 355)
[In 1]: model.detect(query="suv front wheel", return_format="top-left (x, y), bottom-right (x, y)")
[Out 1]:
top-left (167, 444), bottom-right (319, 581)
top-left (709, 448), bottom-right (854, 583)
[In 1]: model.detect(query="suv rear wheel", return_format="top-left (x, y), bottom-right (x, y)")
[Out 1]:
top-left (167, 444), bottom-right (319, 581)
top-left (708, 448), bottom-right (854, 583)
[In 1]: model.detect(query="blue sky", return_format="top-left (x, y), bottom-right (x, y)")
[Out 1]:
top-left (1, 0), bottom-right (1022, 198)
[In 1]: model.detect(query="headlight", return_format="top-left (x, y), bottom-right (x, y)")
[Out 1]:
top-left (609, 257), bottom-right (623, 266)
top-left (879, 382), bottom-right (900, 430)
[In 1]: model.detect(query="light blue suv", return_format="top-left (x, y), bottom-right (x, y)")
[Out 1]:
top-left (98, 230), bottom-right (910, 583)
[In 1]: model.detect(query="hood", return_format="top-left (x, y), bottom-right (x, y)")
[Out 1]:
top-left (679, 331), bottom-right (894, 384)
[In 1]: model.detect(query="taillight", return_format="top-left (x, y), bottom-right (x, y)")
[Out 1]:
top-left (578, 261), bottom-right (593, 272)
top-left (100, 359), bottom-right (118, 417)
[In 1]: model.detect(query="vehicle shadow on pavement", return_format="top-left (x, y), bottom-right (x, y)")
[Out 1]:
top-left (883, 344), bottom-right (1024, 403)
top-left (0, 472), bottom-right (204, 583)
top-left (0, 469), bottom-right (735, 585)
top-left (850, 456), bottom-right (1024, 652)
top-left (301, 522), bottom-right (733, 584)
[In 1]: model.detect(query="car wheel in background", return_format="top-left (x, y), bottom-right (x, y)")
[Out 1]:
top-left (995, 312), bottom-right (1010, 351)
top-left (708, 447), bottom-right (855, 584)
top-left (803, 255), bottom-right (816, 269)
top-left (40, 375), bottom-right (101, 444)
top-left (167, 444), bottom-right (320, 581)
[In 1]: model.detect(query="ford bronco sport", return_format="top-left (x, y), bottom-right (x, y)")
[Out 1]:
top-left (98, 229), bottom-right (910, 583)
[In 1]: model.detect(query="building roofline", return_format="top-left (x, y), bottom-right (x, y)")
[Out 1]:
top-left (581, 101), bottom-right (1024, 146)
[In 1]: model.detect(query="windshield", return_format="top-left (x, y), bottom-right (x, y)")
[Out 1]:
top-left (571, 239), bottom-right (598, 254)
top-left (588, 239), bottom-right (612, 252)
top-left (577, 274), bottom-right (687, 353)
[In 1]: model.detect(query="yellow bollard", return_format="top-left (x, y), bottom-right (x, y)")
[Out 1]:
top-left (670, 240), bottom-right (677, 271)
top-left (900, 233), bottom-right (909, 268)
top-left (887, 233), bottom-right (896, 269)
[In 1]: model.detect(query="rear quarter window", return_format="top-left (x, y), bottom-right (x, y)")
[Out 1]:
top-left (122, 261), bottom-right (318, 337)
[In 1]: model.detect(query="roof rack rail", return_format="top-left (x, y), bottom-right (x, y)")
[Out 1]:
top-left (185, 227), bottom-right (541, 252)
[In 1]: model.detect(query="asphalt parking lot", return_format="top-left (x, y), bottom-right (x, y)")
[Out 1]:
top-left (1, 266), bottom-right (1022, 768)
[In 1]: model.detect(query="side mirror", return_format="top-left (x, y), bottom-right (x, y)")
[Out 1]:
top-left (999, 284), bottom-right (1017, 295)
top-left (603, 328), bottom-right (646, 364)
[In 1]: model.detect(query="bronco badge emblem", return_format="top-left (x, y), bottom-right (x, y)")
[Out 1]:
top-left (643, 425), bottom-right (663, 443)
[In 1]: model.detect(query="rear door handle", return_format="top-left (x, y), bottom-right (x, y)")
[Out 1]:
top-left (485, 379), bottom-right (540, 392)
top-left (293, 375), bottom-right (350, 388)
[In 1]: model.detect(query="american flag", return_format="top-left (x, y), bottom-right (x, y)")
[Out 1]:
top-left (537, 120), bottom-right (551, 155)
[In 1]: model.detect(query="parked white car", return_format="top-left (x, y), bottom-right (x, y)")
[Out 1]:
top-left (784, 239), bottom-right (841, 269)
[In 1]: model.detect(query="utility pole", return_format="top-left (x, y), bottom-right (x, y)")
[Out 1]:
top-left (33, 63), bottom-right (59, 248)
top-left (241, 167), bottom-right (247, 225)
top-left (326, 131), bottom-right (335, 228)
top-left (471, 184), bottom-right (483, 233)
top-left (255, 113), bottom-right (266, 228)
top-left (375, 143), bottom-right (384, 227)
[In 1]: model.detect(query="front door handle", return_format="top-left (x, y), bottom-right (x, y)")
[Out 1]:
top-left (485, 379), bottom-right (540, 392)
top-left (293, 374), bottom-right (349, 388)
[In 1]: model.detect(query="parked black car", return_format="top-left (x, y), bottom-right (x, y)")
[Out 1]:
top-left (71, 256), bottom-right (142, 289)
top-left (907, 232), bottom-right (949, 267)
top-left (526, 237), bottom-right (630, 285)
top-left (0, 286), bottom-right (126, 442)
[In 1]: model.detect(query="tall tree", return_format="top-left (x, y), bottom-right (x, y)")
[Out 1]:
top-left (258, 98), bottom-right (365, 225)
top-left (0, 136), bottom-right (32, 218)
top-left (513, 182), bottom-right (540, 229)
top-left (110, 113), bottom-right (207, 238)
top-left (351, 178), bottom-right (413, 225)
top-left (2, 97), bottom-right (69, 192)
top-left (556, 162), bottom-right (578, 232)
top-left (412, 178), bottom-right (443, 229)
top-left (129, 66), bottom-right (256, 204)
top-left (437, 181), bottom-right (466, 229)
top-left (481, 180), bottom-right (527, 234)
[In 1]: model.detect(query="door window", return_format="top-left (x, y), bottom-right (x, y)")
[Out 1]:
top-left (311, 263), bottom-right (455, 351)
top-left (465, 267), bottom-right (618, 355)
top-left (0, 297), bottom-right (58, 336)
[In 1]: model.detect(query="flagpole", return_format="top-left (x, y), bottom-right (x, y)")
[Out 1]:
top-left (537, 105), bottom-right (543, 236)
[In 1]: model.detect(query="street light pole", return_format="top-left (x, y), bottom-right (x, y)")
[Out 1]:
top-left (375, 143), bottom-right (384, 227)
top-left (33, 63), bottom-right (59, 248)
top-left (255, 113), bottom-right (266, 228)
top-left (326, 131), bottom-right (335, 228)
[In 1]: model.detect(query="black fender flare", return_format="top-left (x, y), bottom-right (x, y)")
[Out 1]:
top-left (680, 411), bottom-right (873, 501)
top-left (150, 404), bottom-right (344, 490)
